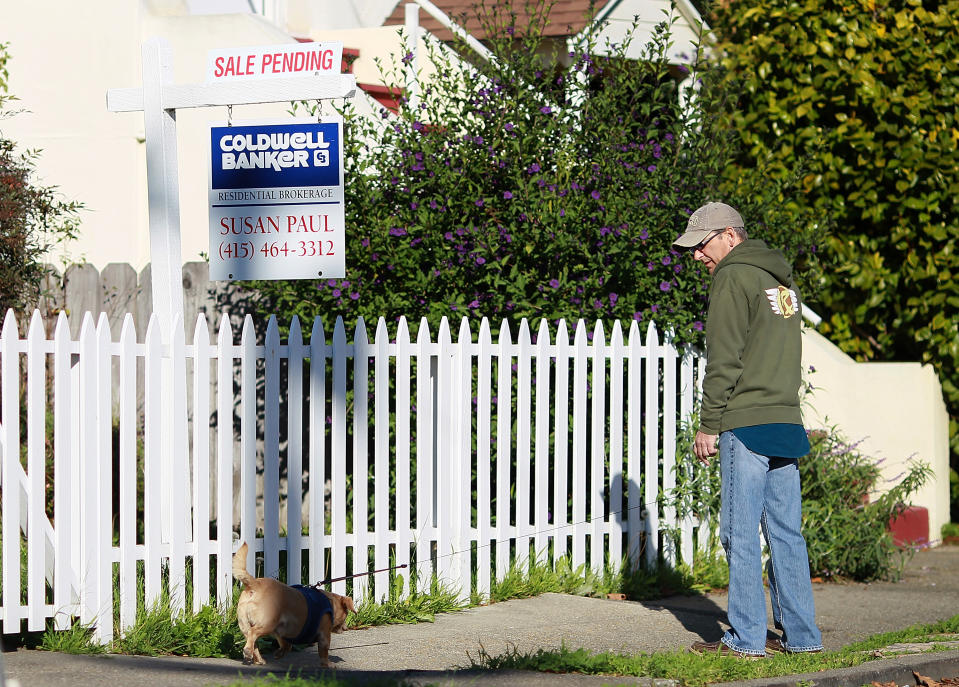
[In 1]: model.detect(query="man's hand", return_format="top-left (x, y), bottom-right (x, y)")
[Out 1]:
top-left (694, 430), bottom-right (718, 465)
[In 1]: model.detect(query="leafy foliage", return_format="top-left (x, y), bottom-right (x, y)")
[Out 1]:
top-left (247, 5), bottom-right (822, 342)
top-left (0, 42), bottom-right (81, 314)
top-left (670, 421), bottom-right (932, 581)
top-left (708, 0), bottom-right (959, 467)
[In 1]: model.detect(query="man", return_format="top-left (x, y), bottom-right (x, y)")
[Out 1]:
top-left (673, 202), bottom-right (823, 659)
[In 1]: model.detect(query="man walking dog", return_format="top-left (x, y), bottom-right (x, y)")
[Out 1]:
top-left (674, 202), bottom-right (823, 658)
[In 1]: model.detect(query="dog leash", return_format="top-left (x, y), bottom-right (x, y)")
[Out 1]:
top-left (312, 563), bottom-right (408, 588)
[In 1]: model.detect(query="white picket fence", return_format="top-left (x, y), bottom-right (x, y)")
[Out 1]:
top-left (0, 307), bottom-right (705, 643)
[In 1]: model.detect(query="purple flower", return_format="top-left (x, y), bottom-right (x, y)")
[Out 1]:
top-left (639, 229), bottom-right (649, 240)
top-left (476, 256), bottom-right (486, 265)
top-left (660, 281), bottom-right (671, 292)
top-left (591, 190), bottom-right (601, 200)
top-left (505, 122), bottom-right (514, 131)
top-left (332, 289), bottom-right (341, 297)
top-left (361, 238), bottom-right (370, 247)
top-left (651, 304), bottom-right (659, 313)
top-left (468, 300), bottom-right (480, 308)
top-left (647, 165), bottom-right (656, 172)
top-left (503, 190), bottom-right (514, 199)
top-left (633, 312), bottom-right (643, 321)
top-left (528, 163), bottom-right (541, 174)
top-left (609, 293), bottom-right (618, 305)
top-left (413, 121), bottom-right (424, 131)
top-left (350, 292), bottom-right (360, 300)
top-left (540, 106), bottom-right (552, 114)
top-left (475, 199), bottom-right (484, 207)
top-left (549, 278), bottom-right (560, 288)
top-left (693, 321), bottom-right (703, 331)
top-left (389, 227), bottom-right (408, 236)
top-left (662, 256), bottom-right (671, 266)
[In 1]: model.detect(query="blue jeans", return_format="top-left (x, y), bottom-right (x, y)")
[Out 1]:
top-left (718, 431), bottom-right (823, 655)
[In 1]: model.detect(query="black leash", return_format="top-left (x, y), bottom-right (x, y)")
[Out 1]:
top-left (312, 563), bottom-right (408, 588)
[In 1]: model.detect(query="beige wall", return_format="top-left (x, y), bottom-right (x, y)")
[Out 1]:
top-left (801, 327), bottom-right (950, 543)
top-left (1, 1), bottom-right (381, 271)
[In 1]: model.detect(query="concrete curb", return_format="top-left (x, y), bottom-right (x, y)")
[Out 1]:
top-left (711, 648), bottom-right (959, 687)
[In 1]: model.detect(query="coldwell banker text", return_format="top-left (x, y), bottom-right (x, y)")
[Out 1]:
top-left (218, 131), bottom-right (331, 171)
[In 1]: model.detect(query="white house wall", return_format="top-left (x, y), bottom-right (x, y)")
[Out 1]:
top-left (591, 0), bottom-right (705, 64)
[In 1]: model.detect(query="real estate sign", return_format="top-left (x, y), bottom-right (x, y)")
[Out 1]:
top-left (208, 118), bottom-right (345, 281)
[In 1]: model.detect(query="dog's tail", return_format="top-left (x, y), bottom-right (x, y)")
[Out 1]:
top-left (232, 541), bottom-right (254, 588)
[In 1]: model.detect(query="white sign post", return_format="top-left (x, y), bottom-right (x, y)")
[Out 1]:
top-left (102, 37), bottom-right (354, 634)
top-left (107, 37), bottom-right (355, 331)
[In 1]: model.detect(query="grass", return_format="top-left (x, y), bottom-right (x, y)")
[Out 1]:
top-left (205, 616), bottom-right (959, 687)
top-left (465, 614), bottom-right (959, 687)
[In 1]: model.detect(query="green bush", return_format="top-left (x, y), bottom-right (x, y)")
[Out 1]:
top-left (246, 4), bottom-right (821, 342)
top-left (669, 423), bottom-right (931, 581)
top-left (707, 0), bottom-right (959, 489)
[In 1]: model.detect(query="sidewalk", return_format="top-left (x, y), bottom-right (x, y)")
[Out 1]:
top-left (3, 546), bottom-right (958, 687)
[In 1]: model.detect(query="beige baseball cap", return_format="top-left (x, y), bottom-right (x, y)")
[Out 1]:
top-left (673, 202), bottom-right (744, 248)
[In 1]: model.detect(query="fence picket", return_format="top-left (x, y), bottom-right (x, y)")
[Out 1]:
top-left (414, 319), bottom-right (433, 588)
top-left (662, 332), bottom-right (678, 567)
top-left (373, 318), bottom-right (389, 599)
top-left (53, 312), bottom-right (75, 629)
top-left (352, 318), bottom-right (370, 602)
top-left (167, 314), bottom-right (189, 614)
top-left (534, 320), bottom-right (550, 563)
top-left (495, 321), bottom-right (512, 581)
top-left (644, 322), bottom-right (661, 568)
top-left (608, 321), bottom-right (625, 573)
top-left (626, 321), bottom-right (643, 568)
top-left (308, 316), bottom-right (326, 586)
top-left (330, 317), bottom-right (348, 596)
top-left (26, 311), bottom-right (46, 631)
top-left (394, 318), bottom-right (412, 597)
top-left (475, 318), bottom-right (493, 595)
top-left (192, 314), bottom-right (212, 607)
top-left (142, 316), bottom-right (163, 609)
top-left (287, 316), bottom-right (304, 585)
top-left (240, 316), bottom-right (257, 570)
top-left (571, 321), bottom-right (587, 570)
top-left (435, 318), bottom-right (454, 589)
top-left (454, 317), bottom-right (472, 598)
top-left (553, 320), bottom-right (570, 562)
top-left (118, 315), bottom-right (138, 630)
top-left (590, 321), bottom-right (606, 570)
top-left (216, 315), bottom-right (235, 605)
top-left (1, 310), bottom-right (20, 633)
top-left (263, 316), bottom-right (281, 579)
top-left (515, 320), bottom-right (532, 563)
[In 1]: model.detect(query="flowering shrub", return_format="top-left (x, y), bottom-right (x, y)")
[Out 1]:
top-left (252, 5), bottom-right (821, 341)
top-left (669, 419), bottom-right (931, 582)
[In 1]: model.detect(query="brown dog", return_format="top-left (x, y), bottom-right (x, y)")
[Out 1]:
top-left (233, 541), bottom-right (355, 667)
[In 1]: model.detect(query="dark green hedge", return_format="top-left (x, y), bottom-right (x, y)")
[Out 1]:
top-left (709, 0), bottom-right (959, 469)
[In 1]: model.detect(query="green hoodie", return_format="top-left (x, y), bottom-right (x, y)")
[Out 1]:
top-left (700, 239), bottom-right (804, 434)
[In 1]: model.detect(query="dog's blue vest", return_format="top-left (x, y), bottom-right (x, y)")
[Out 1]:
top-left (285, 585), bottom-right (333, 644)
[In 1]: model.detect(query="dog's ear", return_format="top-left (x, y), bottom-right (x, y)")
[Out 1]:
top-left (344, 596), bottom-right (355, 614)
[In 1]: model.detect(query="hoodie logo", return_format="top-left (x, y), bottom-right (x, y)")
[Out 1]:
top-left (765, 285), bottom-right (798, 318)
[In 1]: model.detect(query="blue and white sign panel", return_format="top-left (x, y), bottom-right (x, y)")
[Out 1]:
top-left (208, 118), bottom-right (345, 280)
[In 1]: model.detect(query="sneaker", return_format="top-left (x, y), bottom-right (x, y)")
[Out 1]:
top-left (689, 640), bottom-right (764, 659)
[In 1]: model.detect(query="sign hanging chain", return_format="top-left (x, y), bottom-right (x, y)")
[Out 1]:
top-left (227, 104), bottom-right (233, 127)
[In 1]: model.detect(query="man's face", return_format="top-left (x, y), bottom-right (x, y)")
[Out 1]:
top-left (692, 227), bottom-right (736, 274)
